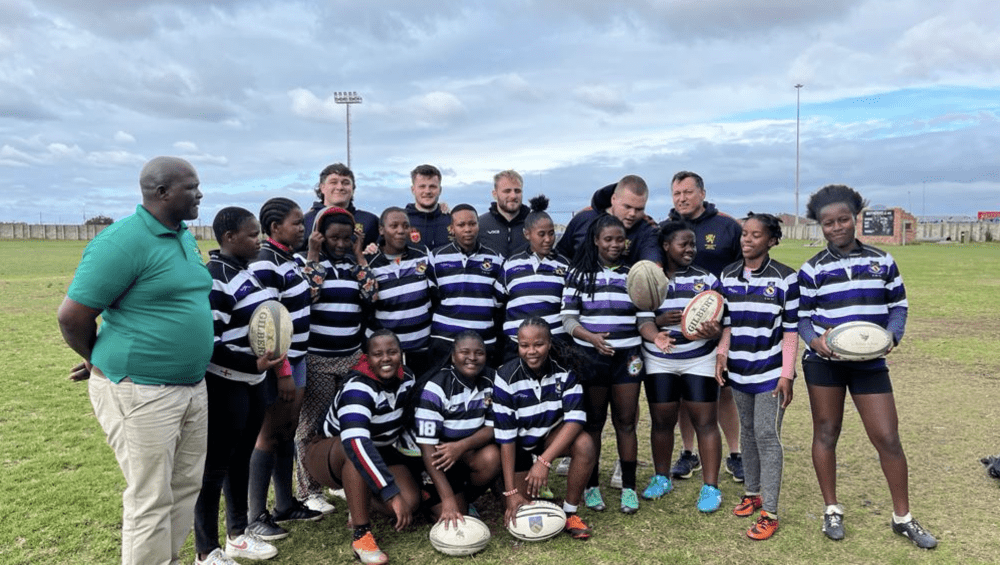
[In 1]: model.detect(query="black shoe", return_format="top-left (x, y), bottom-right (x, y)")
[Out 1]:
top-left (246, 510), bottom-right (289, 541)
top-left (273, 499), bottom-right (324, 523)
top-left (725, 452), bottom-right (744, 483)
top-left (822, 509), bottom-right (845, 541)
top-left (670, 451), bottom-right (701, 479)
top-left (891, 518), bottom-right (938, 549)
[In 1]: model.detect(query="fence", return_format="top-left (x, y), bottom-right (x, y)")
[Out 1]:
top-left (0, 223), bottom-right (215, 241)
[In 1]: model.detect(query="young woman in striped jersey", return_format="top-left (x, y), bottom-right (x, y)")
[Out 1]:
top-left (715, 213), bottom-right (798, 540)
top-left (637, 221), bottom-right (724, 512)
top-left (302, 330), bottom-right (421, 565)
top-left (561, 214), bottom-right (645, 514)
top-left (799, 185), bottom-right (936, 549)
top-left (414, 331), bottom-right (500, 528)
top-left (365, 207), bottom-right (434, 379)
top-left (494, 318), bottom-right (596, 540)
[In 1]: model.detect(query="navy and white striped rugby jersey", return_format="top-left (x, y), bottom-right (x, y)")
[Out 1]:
top-left (562, 265), bottom-right (641, 349)
top-left (413, 366), bottom-right (494, 445)
top-left (638, 264), bottom-right (721, 362)
top-left (206, 251), bottom-right (278, 384)
top-left (366, 246), bottom-right (432, 352)
top-left (719, 257), bottom-right (799, 393)
top-left (296, 253), bottom-right (370, 356)
top-left (249, 240), bottom-right (311, 360)
top-left (427, 242), bottom-right (505, 345)
top-left (493, 357), bottom-right (586, 451)
top-left (501, 250), bottom-right (570, 341)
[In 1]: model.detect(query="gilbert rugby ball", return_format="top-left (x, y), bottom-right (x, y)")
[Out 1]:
top-left (680, 290), bottom-right (724, 340)
top-left (429, 516), bottom-right (491, 556)
top-left (248, 300), bottom-right (293, 358)
top-left (626, 260), bottom-right (669, 312)
top-left (507, 501), bottom-right (566, 542)
top-left (825, 321), bottom-right (893, 361)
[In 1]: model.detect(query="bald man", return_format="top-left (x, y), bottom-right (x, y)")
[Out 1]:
top-left (58, 157), bottom-right (214, 565)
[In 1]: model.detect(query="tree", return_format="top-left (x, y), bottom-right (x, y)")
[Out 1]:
top-left (85, 215), bottom-right (114, 225)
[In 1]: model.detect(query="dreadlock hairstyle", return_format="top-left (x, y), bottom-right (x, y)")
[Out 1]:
top-left (567, 214), bottom-right (626, 298)
top-left (743, 212), bottom-right (783, 246)
top-left (212, 206), bottom-right (256, 244)
top-left (805, 184), bottom-right (867, 221)
top-left (524, 195), bottom-right (552, 231)
top-left (259, 197), bottom-right (300, 236)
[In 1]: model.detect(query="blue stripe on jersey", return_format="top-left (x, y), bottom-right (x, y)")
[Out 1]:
top-left (798, 242), bottom-right (907, 367)
top-left (366, 247), bottom-right (432, 351)
top-left (719, 258), bottom-right (799, 394)
top-left (414, 367), bottom-right (494, 445)
top-left (638, 265), bottom-right (721, 361)
top-left (501, 251), bottom-right (570, 341)
top-left (428, 242), bottom-right (505, 344)
top-left (250, 241), bottom-right (311, 360)
top-left (298, 253), bottom-right (366, 356)
top-left (562, 265), bottom-right (640, 349)
top-left (492, 358), bottom-right (585, 450)
top-left (206, 252), bottom-right (277, 383)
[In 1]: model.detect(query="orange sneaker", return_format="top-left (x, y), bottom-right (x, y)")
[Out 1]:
top-left (747, 511), bottom-right (779, 540)
top-left (564, 514), bottom-right (592, 540)
top-left (352, 531), bottom-right (388, 564)
top-left (733, 494), bottom-right (762, 517)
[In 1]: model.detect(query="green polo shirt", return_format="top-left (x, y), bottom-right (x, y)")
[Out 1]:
top-left (68, 205), bottom-right (214, 385)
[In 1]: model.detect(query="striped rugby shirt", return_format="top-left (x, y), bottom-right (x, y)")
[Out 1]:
top-left (798, 241), bottom-right (907, 369)
top-left (296, 253), bottom-right (371, 356)
top-left (639, 264), bottom-right (721, 363)
top-left (562, 265), bottom-right (641, 349)
top-left (493, 357), bottom-right (586, 451)
top-left (414, 366), bottom-right (494, 445)
top-left (719, 257), bottom-right (799, 394)
top-left (321, 368), bottom-right (416, 501)
top-left (206, 251), bottom-right (277, 384)
top-left (427, 242), bottom-right (505, 345)
top-left (365, 246), bottom-right (432, 352)
top-left (501, 250), bottom-right (570, 342)
top-left (249, 240), bottom-right (311, 361)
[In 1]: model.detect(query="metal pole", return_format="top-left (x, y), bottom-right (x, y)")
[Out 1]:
top-left (346, 103), bottom-right (352, 168)
top-left (334, 91), bottom-right (362, 169)
top-left (795, 84), bottom-right (803, 225)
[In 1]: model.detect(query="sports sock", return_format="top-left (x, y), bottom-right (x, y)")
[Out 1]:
top-left (825, 503), bottom-right (844, 515)
top-left (248, 448), bottom-right (276, 518)
top-left (353, 524), bottom-right (372, 541)
top-left (892, 512), bottom-right (912, 524)
top-left (762, 510), bottom-right (777, 520)
top-left (587, 463), bottom-right (601, 488)
top-left (621, 460), bottom-right (637, 490)
top-left (563, 501), bottom-right (578, 514)
top-left (273, 438), bottom-right (296, 512)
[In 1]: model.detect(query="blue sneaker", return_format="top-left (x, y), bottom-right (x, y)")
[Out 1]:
top-left (584, 486), bottom-right (606, 512)
top-left (620, 488), bottom-right (639, 514)
top-left (697, 484), bottom-right (722, 513)
top-left (642, 474), bottom-right (674, 500)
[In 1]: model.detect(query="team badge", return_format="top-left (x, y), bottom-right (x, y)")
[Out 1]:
top-left (693, 281), bottom-right (706, 292)
top-left (764, 282), bottom-right (776, 297)
top-left (355, 222), bottom-right (364, 235)
top-left (529, 516), bottom-right (544, 534)
top-left (415, 261), bottom-right (427, 275)
top-left (447, 225), bottom-right (455, 236)
top-left (481, 259), bottom-right (492, 271)
top-left (705, 233), bottom-right (717, 250)
top-left (410, 228), bottom-right (421, 243)
top-left (623, 239), bottom-right (631, 254)
top-left (483, 390), bottom-right (492, 409)
top-left (868, 261), bottom-right (882, 275)
top-left (627, 355), bottom-right (643, 376)
top-left (554, 266), bottom-right (567, 276)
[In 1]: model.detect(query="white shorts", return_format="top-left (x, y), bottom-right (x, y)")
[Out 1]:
top-left (642, 352), bottom-right (715, 378)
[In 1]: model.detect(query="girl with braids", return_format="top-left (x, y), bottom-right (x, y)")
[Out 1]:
top-left (246, 197), bottom-right (322, 539)
top-left (500, 195), bottom-right (572, 363)
top-left (561, 214), bottom-right (645, 514)
top-left (294, 206), bottom-right (378, 512)
top-left (716, 212), bottom-right (798, 540)
top-left (494, 318), bottom-right (596, 540)
top-left (799, 185), bottom-right (936, 548)
top-left (637, 221), bottom-right (724, 512)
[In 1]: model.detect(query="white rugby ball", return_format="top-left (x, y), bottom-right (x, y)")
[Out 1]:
top-left (680, 290), bottom-right (724, 340)
top-left (627, 260), bottom-right (668, 312)
top-left (507, 501), bottom-right (566, 542)
top-left (248, 300), bottom-right (293, 358)
top-left (429, 516), bottom-right (491, 556)
top-left (825, 321), bottom-right (893, 361)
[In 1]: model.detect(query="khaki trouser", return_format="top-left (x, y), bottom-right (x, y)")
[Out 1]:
top-left (89, 369), bottom-right (208, 565)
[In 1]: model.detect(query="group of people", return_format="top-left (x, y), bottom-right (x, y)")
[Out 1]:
top-left (57, 157), bottom-right (938, 565)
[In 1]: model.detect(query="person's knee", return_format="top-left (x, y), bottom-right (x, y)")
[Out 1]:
top-left (612, 414), bottom-right (637, 435)
top-left (571, 432), bottom-right (597, 463)
top-left (870, 432), bottom-right (904, 458)
top-left (813, 421), bottom-right (841, 449)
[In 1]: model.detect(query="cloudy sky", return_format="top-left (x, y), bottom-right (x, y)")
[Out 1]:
top-left (2, 0), bottom-right (998, 226)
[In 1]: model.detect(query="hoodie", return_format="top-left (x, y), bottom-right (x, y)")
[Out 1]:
top-left (478, 202), bottom-right (530, 258)
top-left (554, 182), bottom-right (660, 265)
top-left (665, 202), bottom-right (741, 276)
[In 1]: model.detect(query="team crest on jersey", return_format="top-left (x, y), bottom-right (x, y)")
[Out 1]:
top-left (481, 259), bottom-right (493, 271)
top-left (764, 282), bottom-right (776, 297)
top-left (627, 355), bottom-right (644, 376)
top-left (354, 222), bottom-right (364, 235)
top-left (447, 225), bottom-right (455, 236)
top-left (623, 239), bottom-right (631, 254)
top-left (705, 233), bottom-right (717, 250)
top-left (415, 261), bottom-right (427, 275)
top-left (482, 390), bottom-right (492, 409)
top-left (868, 261), bottom-right (883, 275)
top-left (693, 280), bottom-right (706, 292)
top-left (554, 266), bottom-right (567, 276)
top-left (410, 228), bottom-right (421, 243)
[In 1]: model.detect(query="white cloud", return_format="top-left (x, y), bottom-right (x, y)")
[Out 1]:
top-left (173, 141), bottom-right (199, 152)
top-left (114, 130), bottom-right (136, 143)
top-left (288, 88), bottom-right (342, 123)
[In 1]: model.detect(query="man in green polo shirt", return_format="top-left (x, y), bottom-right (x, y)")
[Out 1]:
top-left (57, 156), bottom-right (214, 565)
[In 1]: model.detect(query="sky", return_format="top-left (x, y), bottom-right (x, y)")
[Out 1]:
top-left (2, 0), bottom-right (999, 226)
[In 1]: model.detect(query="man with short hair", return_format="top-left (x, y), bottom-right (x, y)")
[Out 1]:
top-left (554, 175), bottom-right (659, 265)
top-left (301, 162), bottom-right (379, 251)
top-left (478, 169), bottom-right (529, 258)
top-left (406, 164), bottom-right (452, 251)
top-left (57, 156), bottom-right (213, 565)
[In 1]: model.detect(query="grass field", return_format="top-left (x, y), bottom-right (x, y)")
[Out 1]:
top-left (2, 239), bottom-right (999, 565)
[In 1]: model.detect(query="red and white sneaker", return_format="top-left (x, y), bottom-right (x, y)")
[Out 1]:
top-left (352, 531), bottom-right (388, 564)
top-left (733, 494), bottom-right (763, 517)
top-left (564, 514), bottom-right (592, 540)
top-left (747, 511), bottom-right (779, 541)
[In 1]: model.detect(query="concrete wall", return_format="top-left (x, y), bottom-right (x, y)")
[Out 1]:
top-left (0, 223), bottom-right (214, 241)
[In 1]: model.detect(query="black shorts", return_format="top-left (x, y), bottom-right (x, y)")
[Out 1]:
top-left (577, 345), bottom-right (644, 386)
top-left (644, 372), bottom-right (721, 403)
top-left (803, 358), bottom-right (893, 395)
top-left (513, 442), bottom-right (548, 473)
top-left (423, 460), bottom-right (472, 506)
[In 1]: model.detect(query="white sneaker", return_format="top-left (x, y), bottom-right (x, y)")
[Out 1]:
top-left (555, 457), bottom-right (571, 476)
top-left (304, 493), bottom-right (336, 514)
top-left (327, 487), bottom-right (347, 500)
top-left (195, 548), bottom-right (239, 565)
top-left (610, 459), bottom-right (623, 490)
top-left (225, 534), bottom-right (278, 560)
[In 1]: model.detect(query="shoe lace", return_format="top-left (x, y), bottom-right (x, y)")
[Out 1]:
top-left (622, 489), bottom-right (638, 507)
top-left (699, 486), bottom-right (719, 502)
top-left (905, 519), bottom-right (928, 536)
top-left (353, 531), bottom-right (380, 552)
top-left (826, 513), bottom-right (842, 528)
top-left (566, 514), bottom-right (587, 530)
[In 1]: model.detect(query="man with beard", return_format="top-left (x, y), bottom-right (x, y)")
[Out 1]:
top-left (478, 169), bottom-right (529, 258)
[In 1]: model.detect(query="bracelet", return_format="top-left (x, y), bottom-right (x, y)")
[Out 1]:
top-left (537, 457), bottom-right (551, 469)
top-left (503, 488), bottom-right (518, 497)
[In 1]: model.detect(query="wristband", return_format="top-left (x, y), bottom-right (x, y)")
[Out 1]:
top-left (503, 488), bottom-right (518, 497)
top-left (537, 457), bottom-right (552, 469)
top-left (277, 359), bottom-right (292, 378)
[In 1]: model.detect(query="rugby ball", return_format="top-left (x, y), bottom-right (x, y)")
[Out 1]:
top-left (680, 290), bottom-right (724, 340)
top-left (429, 516), bottom-right (491, 556)
top-left (627, 260), bottom-right (668, 311)
top-left (825, 321), bottom-right (893, 361)
top-left (507, 501), bottom-right (566, 542)
top-left (248, 300), bottom-right (293, 358)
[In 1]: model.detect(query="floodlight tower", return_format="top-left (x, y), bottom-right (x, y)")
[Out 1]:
top-left (334, 91), bottom-right (362, 168)
top-left (795, 83), bottom-right (803, 225)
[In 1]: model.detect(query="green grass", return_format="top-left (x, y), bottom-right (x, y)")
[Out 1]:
top-left (2, 239), bottom-right (999, 564)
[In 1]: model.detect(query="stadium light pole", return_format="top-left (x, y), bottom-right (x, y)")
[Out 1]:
top-left (794, 84), bottom-right (803, 226)
top-left (334, 91), bottom-right (362, 168)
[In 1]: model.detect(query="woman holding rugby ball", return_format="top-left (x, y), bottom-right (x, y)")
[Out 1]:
top-left (799, 184), bottom-right (936, 549)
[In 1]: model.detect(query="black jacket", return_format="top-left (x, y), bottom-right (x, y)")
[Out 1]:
top-left (478, 202), bottom-right (529, 259)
